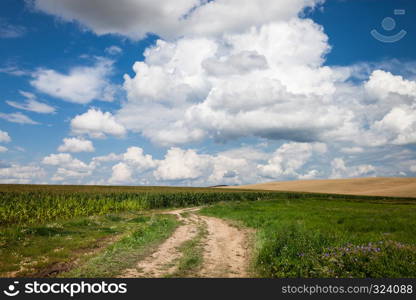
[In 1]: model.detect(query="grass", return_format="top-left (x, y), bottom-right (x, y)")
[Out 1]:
top-left (60, 214), bottom-right (178, 278)
top-left (167, 222), bottom-right (208, 278)
top-left (0, 212), bottom-right (178, 277)
top-left (200, 198), bottom-right (416, 278)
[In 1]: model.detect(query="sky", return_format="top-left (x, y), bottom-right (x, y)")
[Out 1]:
top-left (0, 0), bottom-right (416, 186)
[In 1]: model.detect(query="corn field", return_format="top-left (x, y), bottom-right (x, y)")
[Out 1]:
top-left (0, 185), bottom-right (277, 226)
top-left (0, 184), bottom-right (405, 227)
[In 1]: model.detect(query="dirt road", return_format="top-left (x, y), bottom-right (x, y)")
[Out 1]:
top-left (121, 208), bottom-right (252, 278)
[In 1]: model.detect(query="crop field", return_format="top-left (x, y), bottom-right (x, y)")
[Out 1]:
top-left (1, 184), bottom-right (416, 278)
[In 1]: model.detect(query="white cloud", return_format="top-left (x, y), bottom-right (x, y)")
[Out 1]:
top-left (105, 45), bottom-right (123, 55)
top-left (0, 130), bottom-right (11, 143)
top-left (117, 18), bottom-right (351, 146)
top-left (202, 51), bottom-right (268, 76)
top-left (410, 165), bottom-right (416, 173)
top-left (42, 153), bottom-right (95, 182)
top-left (30, 58), bottom-right (116, 104)
top-left (6, 91), bottom-right (55, 114)
top-left (371, 106), bottom-right (416, 146)
top-left (26, 0), bottom-right (416, 184)
top-left (123, 147), bottom-right (156, 171)
top-left (32, 0), bottom-right (322, 40)
top-left (0, 146), bottom-right (7, 152)
top-left (257, 142), bottom-right (327, 179)
top-left (0, 112), bottom-right (39, 125)
top-left (109, 162), bottom-right (132, 184)
top-left (154, 147), bottom-right (211, 181)
top-left (42, 153), bottom-right (93, 171)
top-left (0, 164), bottom-right (45, 184)
top-left (340, 147), bottom-right (364, 154)
top-left (330, 158), bottom-right (376, 179)
top-left (92, 153), bottom-right (121, 164)
top-left (365, 70), bottom-right (416, 101)
top-left (58, 137), bottom-right (95, 153)
top-left (71, 108), bottom-right (126, 139)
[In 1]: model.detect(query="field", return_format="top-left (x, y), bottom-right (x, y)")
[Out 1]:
top-left (230, 177), bottom-right (416, 198)
top-left (1, 184), bottom-right (416, 278)
top-left (201, 198), bottom-right (416, 277)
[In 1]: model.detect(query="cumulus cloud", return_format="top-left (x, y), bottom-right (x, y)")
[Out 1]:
top-left (6, 91), bottom-right (55, 114)
top-left (0, 146), bottom-right (7, 152)
top-left (109, 162), bottom-right (133, 184)
top-left (86, 145), bottom-right (260, 185)
top-left (154, 148), bottom-right (211, 181)
top-left (26, 0), bottom-right (416, 184)
top-left (0, 164), bottom-right (45, 184)
top-left (365, 70), bottom-right (416, 101)
top-left (257, 142), bottom-right (327, 179)
top-left (42, 153), bottom-right (93, 170)
top-left (58, 137), bottom-right (95, 153)
top-left (0, 130), bottom-right (11, 143)
top-left (42, 153), bottom-right (95, 181)
top-left (0, 112), bottom-right (39, 125)
top-left (123, 147), bottom-right (156, 171)
top-left (330, 158), bottom-right (376, 179)
top-left (32, 0), bottom-right (322, 40)
top-left (71, 108), bottom-right (126, 139)
top-left (370, 107), bottom-right (416, 146)
top-left (30, 58), bottom-right (116, 104)
top-left (117, 17), bottom-right (351, 146)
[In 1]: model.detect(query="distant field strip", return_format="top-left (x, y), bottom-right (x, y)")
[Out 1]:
top-left (2, 184), bottom-right (414, 226)
top-left (231, 177), bottom-right (416, 198)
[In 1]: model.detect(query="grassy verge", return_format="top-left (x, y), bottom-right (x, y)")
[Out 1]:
top-left (200, 198), bottom-right (416, 278)
top-left (61, 214), bottom-right (178, 278)
top-left (0, 213), bottom-right (178, 278)
top-left (0, 213), bottom-right (142, 277)
top-left (167, 222), bottom-right (208, 278)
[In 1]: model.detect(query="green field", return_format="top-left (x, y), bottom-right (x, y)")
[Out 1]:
top-left (1, 184), bottom-right (415, 277)
top-left (201, 198), bottom-right (416, 277)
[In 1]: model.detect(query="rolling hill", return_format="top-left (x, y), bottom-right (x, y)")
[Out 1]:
top-left (226, 177), bottom-right (416, 198)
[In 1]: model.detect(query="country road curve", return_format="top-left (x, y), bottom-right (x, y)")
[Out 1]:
top-left (120, 208), bottom-right (252, 278)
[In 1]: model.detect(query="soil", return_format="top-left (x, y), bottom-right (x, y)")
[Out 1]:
top-left (120, 208), bottom-right (252, 278)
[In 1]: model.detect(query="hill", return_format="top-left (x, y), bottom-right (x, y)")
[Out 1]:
top-left (225, 177), bottom-right (416, 198)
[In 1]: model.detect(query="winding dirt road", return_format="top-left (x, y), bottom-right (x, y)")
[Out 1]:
top-left (121, 208), bottom-right (252, 278)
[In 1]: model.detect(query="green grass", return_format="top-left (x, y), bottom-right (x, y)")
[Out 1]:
top-left (0, 212), bottom-right (178, 277)
top-left (167, 222), bottom-right (208, 278)
top-left (61, 214), bottom-right (178, 278)
top-left (200, 198), bottom-right (416, 278)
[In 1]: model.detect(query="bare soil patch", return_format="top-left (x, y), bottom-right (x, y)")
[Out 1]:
top-left (121, 208), bottom-right (252, 278)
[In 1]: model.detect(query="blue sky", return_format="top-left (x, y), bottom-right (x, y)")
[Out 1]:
top-left (0, 0), bottom-right (415, 186)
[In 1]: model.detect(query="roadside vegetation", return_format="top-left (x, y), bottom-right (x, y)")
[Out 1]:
top-left (167, 222), bottom-right (208, 278)
top-left (61, 214), bottom-right (178, 278)
top-left (2, 184), bottom-right (415, 278)
top-left (200, 198), bottom-right (416, 278)
top-left (0, 212), bottom-right (178, 277)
